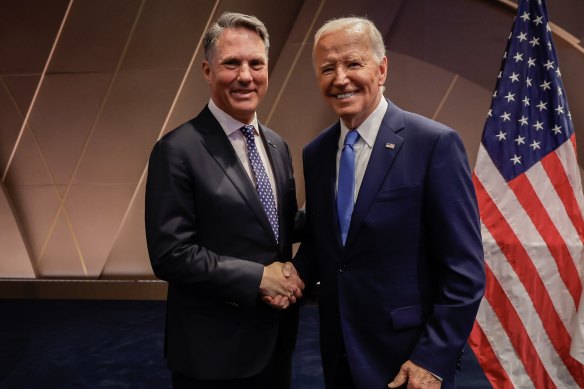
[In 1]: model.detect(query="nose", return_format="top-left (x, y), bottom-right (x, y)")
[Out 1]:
top-left (333, 66), bottom-right (349, 86)
top-left (237, 63), bottom-right (252, 84)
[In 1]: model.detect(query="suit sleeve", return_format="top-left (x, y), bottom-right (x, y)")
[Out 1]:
top-left (408, 129), bottom-right (486, 379)
top-left (145, 137), bottom-right (264, 307)
top-left (292, 146), bottom-right (320, 291)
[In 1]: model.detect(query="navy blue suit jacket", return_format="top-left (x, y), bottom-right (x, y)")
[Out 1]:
top-left (295, 100), bottom-right (485, 388)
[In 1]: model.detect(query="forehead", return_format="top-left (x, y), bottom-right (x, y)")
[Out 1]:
top-left (314, 28), bottom-right (373, 61)
top-left (214, 27), bottom-right (266, 57)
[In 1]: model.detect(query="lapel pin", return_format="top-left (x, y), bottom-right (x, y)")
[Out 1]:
top-left (385, 143), bottom-right (395, 149)
top-left (267, 140), bottom-right (277, 148)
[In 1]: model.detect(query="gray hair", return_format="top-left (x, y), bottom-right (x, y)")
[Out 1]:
top-left (203, 12), bottom-right (270, 62)
top-left (313, 17), bottom-right (386, 63)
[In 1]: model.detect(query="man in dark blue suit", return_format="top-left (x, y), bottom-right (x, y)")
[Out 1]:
top-left (294, 17), bottom-right (485, 389)
top-left (146, 12), bottom-right (304, 389)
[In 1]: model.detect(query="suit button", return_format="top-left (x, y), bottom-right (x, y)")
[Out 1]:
top-left (338, 264), bottom-right (347, 273)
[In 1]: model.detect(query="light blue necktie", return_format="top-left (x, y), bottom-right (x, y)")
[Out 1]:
top-left (337, 130), bottom-right (359, 246)
top-left (241, 125), bottom-right (279, 242)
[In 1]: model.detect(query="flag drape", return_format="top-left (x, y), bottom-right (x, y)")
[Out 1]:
top-left (468, 0), bottom-right (584, 387)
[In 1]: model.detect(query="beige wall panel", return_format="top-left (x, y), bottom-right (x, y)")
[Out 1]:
top-left (0, 79), bottom-right (27, 173)
top-left (433, 79), bottom-right (493, 169)
top-left (25, 73), bottom-right (111, 185)
top-left (65, 183), bottom-right (136, 276)
top-left (0, 184), bottom-right (34, 278)
top-left (385, 0), bottom-right (511, 91)
top-left (8, 184), bottom-right (63, 267)
top-left (4, 129), bottom-right (52, 186)
top-left (2, 76), bottom-right (39, 113)
top-left (385, 53), bottom-right (457, 120)
top-left (48, 0), bottom-right (142, 73)
top-left (162, 50), bottom-right (210, 135)
top-left (36, 210), bottom-right (86, 277)
top-left (0, 0), bottom-right (68, 74)
top-left (121, 0), bottom-right (217, 72)
top-left (101, 178), bottom-right (153, 277)
top-left (72, 68), bottom-right (184, 184)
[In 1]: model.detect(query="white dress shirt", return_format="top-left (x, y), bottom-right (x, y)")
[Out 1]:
top-left (208, 99), bottom-right (278, 204)
top-left (336, 97), bottom-right (388, 202)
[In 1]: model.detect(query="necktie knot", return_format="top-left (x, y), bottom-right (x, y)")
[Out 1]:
top-left (344, 130), bottom-right (359, 147)
top-left (241, 125), bottom-right (255, 139)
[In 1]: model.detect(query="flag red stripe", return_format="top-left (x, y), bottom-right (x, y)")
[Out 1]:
top-left (474, 175), bottom-right (584, 385)
top-left (469, 320), bottom-right (514, 389)
top-left (508, 174), bottom-right (581, 304)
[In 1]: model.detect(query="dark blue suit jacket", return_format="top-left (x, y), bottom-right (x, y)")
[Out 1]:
top-left (145, 106), bottom-right (299, 380)
top-left (295, 100), bottom-right (485, 388)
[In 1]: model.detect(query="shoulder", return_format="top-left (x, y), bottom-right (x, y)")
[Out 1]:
top-left (395, 109), bottom-right (462, 149)
top-left (404, 111), bottom-right (451, 135)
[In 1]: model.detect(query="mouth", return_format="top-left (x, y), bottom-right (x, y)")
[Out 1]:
top-left (334, 92), bottom-right (356, 100)
top-left (231, 89), bottom-right (255, 97)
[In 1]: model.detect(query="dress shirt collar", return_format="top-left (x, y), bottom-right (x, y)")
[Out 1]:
top-left (208, 98), bottom-right (260, 136)
top-left (339, 97), bottom-right (388, 149)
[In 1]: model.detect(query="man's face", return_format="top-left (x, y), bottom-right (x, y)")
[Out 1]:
top-left (313, 28), bottom-right (387, 129)
top-left (203, 27), bottom-right (268, 123)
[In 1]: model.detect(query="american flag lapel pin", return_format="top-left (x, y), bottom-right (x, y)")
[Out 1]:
top-left (385, 143), bottom-right (395, 149)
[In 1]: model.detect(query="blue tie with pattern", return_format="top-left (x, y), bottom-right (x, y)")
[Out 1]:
top-left (337, 130), bottom-right (359, 245)
top-left (240, 125), bottom-right (279, 242)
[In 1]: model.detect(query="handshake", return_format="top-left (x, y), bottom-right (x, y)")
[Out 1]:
top-left (259, 262), bottom-right (305, 309)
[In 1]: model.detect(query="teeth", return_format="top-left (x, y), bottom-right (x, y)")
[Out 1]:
top-left (336, 92), bottom-right (354, 99)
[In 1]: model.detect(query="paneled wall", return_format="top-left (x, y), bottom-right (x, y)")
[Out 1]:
top-left (1, 0), bottom-right (583, 279)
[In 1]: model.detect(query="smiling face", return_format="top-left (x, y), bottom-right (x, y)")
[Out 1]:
top-left (313, 27), bottom-right (387, 129)
top-left (203, 27), bottom-right (268, 123)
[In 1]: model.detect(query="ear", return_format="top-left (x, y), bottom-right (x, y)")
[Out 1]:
top-left (378, 56), bottom-right (388, 86)
top-left (202, 60), bottom-right (212, 84)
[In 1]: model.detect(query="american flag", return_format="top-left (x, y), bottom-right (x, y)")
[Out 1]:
top-left (467, 0), bottom-right (584, 387)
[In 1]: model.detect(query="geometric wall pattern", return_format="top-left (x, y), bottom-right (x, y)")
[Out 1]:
top-left (1, 0), bottom-right (583, 279)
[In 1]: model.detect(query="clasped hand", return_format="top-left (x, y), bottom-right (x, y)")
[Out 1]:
top-left (259, 262), bottom-right (304, 309)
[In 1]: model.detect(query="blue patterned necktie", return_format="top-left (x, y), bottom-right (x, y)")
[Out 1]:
top-left (337, 130), bottom-right (359, 245)
top-left (240, 125), bottom-right (279, 242)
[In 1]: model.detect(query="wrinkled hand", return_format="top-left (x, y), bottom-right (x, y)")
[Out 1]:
top-left (260, 262), bottom-right (304, 309)
top-left (388, 360), bottom-right (441, 389)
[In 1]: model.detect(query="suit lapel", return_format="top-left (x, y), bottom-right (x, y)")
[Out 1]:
top-left (198, 108), bottom-right (277, 245)
top-left (258, 123), bottom-right (286, 247)
top-left (346, 101), bottom-right (405, 246)
top-left (318, 123), bottom-right (344, 249)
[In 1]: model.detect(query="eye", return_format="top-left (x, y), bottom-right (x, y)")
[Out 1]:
top-left (222, 59), bottom-right (240, 70)
top-left (249, 60), bottom-right (266, 71)
top-left (321, 67), bottom-right (334, 75)
top-left (347, 62), bottom-right (362, 69)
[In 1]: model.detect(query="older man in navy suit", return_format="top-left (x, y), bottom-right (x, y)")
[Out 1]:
top-left (294, 17), bottom-right (485, 389)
